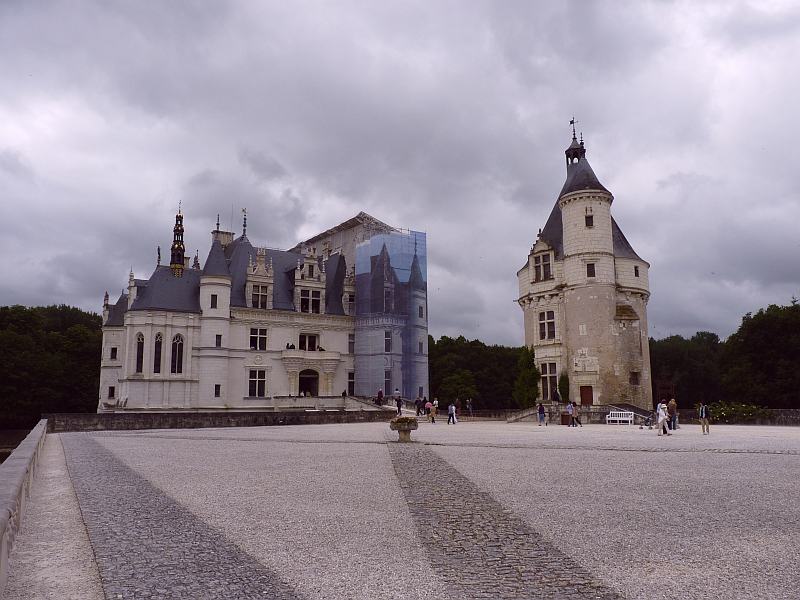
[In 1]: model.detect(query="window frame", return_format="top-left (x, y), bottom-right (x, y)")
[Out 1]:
top-left (153, 332), bottom-right (163, 374)
top-left (533, 253), bottom-right (552, 282)
top-left (348, 333), bottom-right (355, 354)
top-left (214, 384), bottom-right (221, 398)
top-left (251, 284), bottom-right (269, 309)
top-left (108, 385), bottom-right (115, 399)
top-left (110, 346), bottom-right (118, 360)
top-left (299, 333), bottom-right (318, 351)
top-left (248, 369), bottom-right (266, 397)
top-left (135, 333), bottom-right (144, 373)
top-left (215, 334), bottom-right (222, 348)
top-left (586, 263), bottom-right (596, 278)
top-left (384, 330), bottom-right (392, 353)
top-left (538, 311), bottom-right (556, 340)
top-left (585, 214), bottom-right (594, 227)
top-left (249, 328), bottom-right (267, 351)
top-left (170, 334), bottom-right (184, 374)
top-left (541, 362), bottom-right (557, 401)
top-left (210, 294), bottom-right (218, 309)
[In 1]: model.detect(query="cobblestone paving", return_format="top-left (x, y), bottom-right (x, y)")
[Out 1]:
top-left (388, 443), bottom-right (622, 600)
top-left (61, 433), bottom-right (304, 600)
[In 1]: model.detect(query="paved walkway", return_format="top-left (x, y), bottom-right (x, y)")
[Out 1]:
top-left (6, 423), bottom-right (800, 599)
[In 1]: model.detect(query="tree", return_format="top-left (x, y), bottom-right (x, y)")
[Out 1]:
top-left (438, 369), bottom-right (479, 402)
top-left (511, 346), bottom-right (540, 409)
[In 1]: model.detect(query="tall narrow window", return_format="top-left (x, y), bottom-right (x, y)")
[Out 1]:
top-left (384, 370), bottom-right (392, 396)
top-left (586, 263), bottom-right (596, 278)
top-left (534, 254), bottom-right (552, 282)
top-left (585, 215), bottom-right (594, 227)
top-left (418, 340), bottom-right (424, 354)
top-left (384, 331), bottom-right (392, 353)
top-left (300, 289), bottom-right (310, 313)
top-left (135, 333), bottom-right (144, 373)
top-left (249, 328), bottom-right (267, 350)
top-left (419, 305), bottom-right (424, 318)
top-left (210, 294), bottom-right (218, 309)
top-left (311, 290), bottom-right (321, 314)
top-left (348, 333), bottom-right (355, 354)
top-left (541, 363), bottom-right (557, 401)
top-left (538, 311), bottom-right (556, 340)
top-left (347, 371), bottom-right (355, 396)
top-left (108, 386), bottom-right (115, 399)
top-left (171, 334), bottom-right (184, 374)
top-left (384, 289), bottom-right (392, 312)
top-left (153, 333), bottom-right (163, 373)
top-left (249, 369), bottom-right (266, 397)
top-left (110, 347), bottom-right (118, 360)
top-left (214, 384), bottom-right (221, 397)
top-left (347, 293), bottom-right (355, 315)
top-left (308, 264), bottom-right (314, 278)
top-left (251, 285), bottom-right (269, 309)
top-left (634, 265), bottom-right (640, 277)
top-left (215, 334), bottom-right (222, 348)
top-left (629, 372), bottom-right (641, 386)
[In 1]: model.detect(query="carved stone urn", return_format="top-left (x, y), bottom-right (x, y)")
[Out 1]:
top-left (389, 416), bottom-right (419, 442)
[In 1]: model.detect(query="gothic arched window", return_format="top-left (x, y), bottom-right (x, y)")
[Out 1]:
top-left (171, 334), bottom-right (184, 374)
top-left (153, 333), bottom-right (163, 374)
top-left (135, 333), bottom-right (144, 373)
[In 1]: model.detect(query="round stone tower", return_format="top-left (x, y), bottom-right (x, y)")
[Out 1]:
top-left (517, 127), bottom-right (652, 411)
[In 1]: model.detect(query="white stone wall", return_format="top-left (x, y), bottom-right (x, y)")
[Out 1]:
top-left (615, 258), bottom-right (650, 293)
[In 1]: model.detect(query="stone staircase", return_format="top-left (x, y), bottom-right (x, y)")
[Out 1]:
top-left (506, 406), bottom-right (540, 423)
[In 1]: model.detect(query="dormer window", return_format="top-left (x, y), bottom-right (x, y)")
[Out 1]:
top-left (534, 253), bottom-right (552, 282)
top-left (251, 285), bottom-right (269, 309)
top-left (300, 289), bottom-right (321, 313)
top-left (308, 264), bottom-right (314, 278)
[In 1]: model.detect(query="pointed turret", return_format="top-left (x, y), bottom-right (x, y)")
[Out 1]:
top-left (170, 210), bottom-right (186, 277)
top-left (559, 130), bottom-right (609, 198)
top-left (202, 240), bottom-right (230, 277)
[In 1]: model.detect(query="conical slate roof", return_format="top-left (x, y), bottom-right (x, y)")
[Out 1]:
top-left (202, 240), bottom-right (230, 277)
top-left (559, 157), bottom-right (609, 197)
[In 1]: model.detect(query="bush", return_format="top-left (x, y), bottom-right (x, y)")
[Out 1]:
top-left (706, 401), bottom-right (769, 424)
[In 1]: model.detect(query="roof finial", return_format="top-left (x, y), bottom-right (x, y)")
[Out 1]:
top-left (216, 213), bottom-right (220, 230)
top-left (241, 208), bottom-right (247, 237)
top-left (157, 245), bottom-right (161, 266)
top-left (580, 131), bottom-right (584, 144)
top-left (570, 117), bottom-right (577, 140)
top-left (178, 199), bottom-right (182, 215)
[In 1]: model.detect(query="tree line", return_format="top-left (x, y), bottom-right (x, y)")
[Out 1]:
top-left (1, 300), bottom-right (797, 429)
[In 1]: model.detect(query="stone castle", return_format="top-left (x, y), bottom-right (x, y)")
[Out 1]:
top-left (517, 129), bottom-right (652, 410)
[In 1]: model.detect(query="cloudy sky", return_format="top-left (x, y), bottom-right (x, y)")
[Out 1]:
top-left (1, 0), bottom-right (798, 345)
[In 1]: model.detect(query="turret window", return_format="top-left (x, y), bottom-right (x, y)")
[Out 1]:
top-left (215, 334), bottom-right (222, 348)
top-left (634, 266), bottom-right (640, 277)
top-left (252, 285), bottom-right (269, 309)
top-left (384, 331), bottom-right (392, 353)
top-left (170, 334), bottom-right (184, 374)
top-left (534, 253), bottom-right (552, 282)
top-left (108, 386), bottom-right (115, 399)
top-left (210, 294), bottom-right (218, 309)
top-left (419, 305), bottom-right (424, 318)
top-left (586, 263), bottom-right (596, 278)
top-left (135, 333), bottom-right (144, 373)
top-left (585, 215), bottom-right (594, 227)
top-left (538, 311), bottom-right (556, 340)
top-left (153, 333), bottom-right (163, 373)
top-left (110, 347), bottom-right (118, 360)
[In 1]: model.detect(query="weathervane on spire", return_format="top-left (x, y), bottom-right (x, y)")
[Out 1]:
top-left (241, 208), bottom-right (247, 236)
top-left (570, 117), bottom-right (578, 140)
top-left (178, 199), bottom-right (182, 214)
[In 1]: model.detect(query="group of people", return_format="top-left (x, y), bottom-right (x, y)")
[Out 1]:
top-left (654, 398), bottom-right (711, 435)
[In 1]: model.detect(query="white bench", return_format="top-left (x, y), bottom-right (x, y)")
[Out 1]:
top-left (606, 410), bottom-right (634, 425)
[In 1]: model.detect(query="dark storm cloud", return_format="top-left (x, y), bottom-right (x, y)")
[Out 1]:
top-left (0, 0), bottom-right (797, 343)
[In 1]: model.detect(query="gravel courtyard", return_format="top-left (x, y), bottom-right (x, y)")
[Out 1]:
top-left (6, 422), bottom-right (799, 600)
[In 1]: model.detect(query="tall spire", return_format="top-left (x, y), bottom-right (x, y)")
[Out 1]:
top-left (170, 208), bottom-right (186, 278)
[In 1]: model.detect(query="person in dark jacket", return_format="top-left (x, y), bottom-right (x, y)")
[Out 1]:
top-left (699, 401), bottom-right (711, 435)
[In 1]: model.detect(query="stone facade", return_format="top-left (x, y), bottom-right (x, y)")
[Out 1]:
top-left (99, 212), bottom-right (428, 412)
top-left (517, 133), bottom-right (652, 410)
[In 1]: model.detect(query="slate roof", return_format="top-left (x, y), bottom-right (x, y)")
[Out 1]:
top-left (202, 240), bottom-right (230, 277)
top-left (106, 293), bottom-right (128, 327)
top-left (129, 266), bottom-right (202, 313)
top-left (559, 156), bottom-right (610, 197)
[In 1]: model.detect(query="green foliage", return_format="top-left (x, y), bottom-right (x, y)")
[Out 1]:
top-left (649, 302), bottom-right (800, 409)
top-left (428, 335), bottom-right (523, 409)
top-left (706, 401), bottom-right (769, 424)
top-left (0, 305), bottom-right (102, 429)
top-left (558, 372), bottom-right (570, 403)
top-left (512, 346), bottom-right (540, 409)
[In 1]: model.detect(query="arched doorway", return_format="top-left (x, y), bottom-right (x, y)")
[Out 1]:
top-left (298, 369), bottom-right (319, 397)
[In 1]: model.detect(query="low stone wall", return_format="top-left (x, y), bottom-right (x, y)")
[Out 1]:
top-left (43, 409), bottom-right (394, 433)
top-left (0, 419), bottom-right (47, 599)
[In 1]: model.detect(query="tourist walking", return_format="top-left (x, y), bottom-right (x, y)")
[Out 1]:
top-left (432, 398), bottom-right (439, 420)
top-left (566, 401), bottom-right (574, 426)
top-left (395, 395), bottom-right (403, 416)
top-left (667, 398), bottom-right (677, 430)
top-left (537, 402), bottom-right (547, 426)
top-left (466, 398), bottom-right (473, 418)
top-left (415, 397), bottom-right (422, 416)
top-left (571, 402), bottom-right (583, 427)
top-left (447, 403), bottom-right (456, 424)
top-left (699, 401), bottom-right (711, 435)
top-left (376, 389), bottom-right (383, 405)
top-left (657, 400), bottom-right (671, 436)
